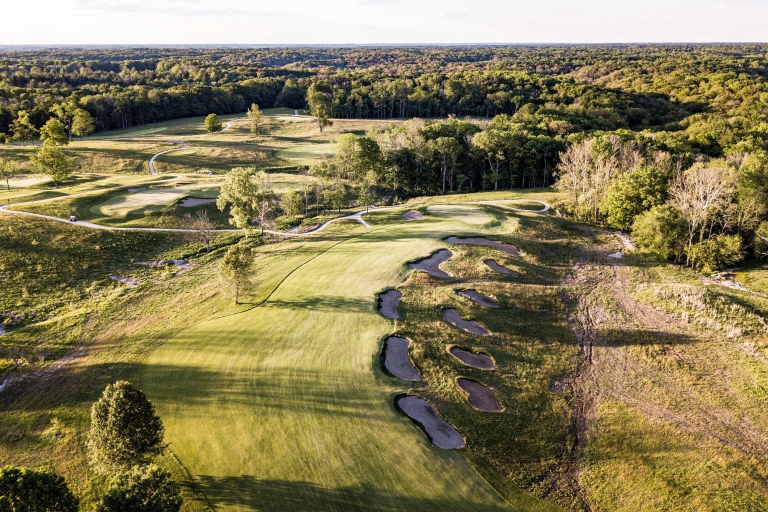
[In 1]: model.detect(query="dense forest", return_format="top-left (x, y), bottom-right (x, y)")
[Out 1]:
top-left (2, 45), bottom-right (768, 271)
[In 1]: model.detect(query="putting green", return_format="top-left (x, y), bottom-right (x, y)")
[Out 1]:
top-left (94, 188), bottom-right (190, 216)
top-left (426, 204), bottom-right (491, 225)
top-left (145, 209), bottom-right (513, 511)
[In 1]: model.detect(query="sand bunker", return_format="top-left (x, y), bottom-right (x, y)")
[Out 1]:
top-left (449, 347), bottom-right (496, 370)
top-left (382, 337), bottom-right (420, 381)
top-left (458, 290), bottom-right (499, 308)
top-left (397, 395), bottom-right (464, 449)
top-left (446, 236), bottom-right (520, 257)
top-left (408, 250), bottom-right (453, 278)
top-left (109, 275), bottom-right (140, 287)
top-left (443, 309), bottom-right (490, 336)
top-left (127, 187), bottom-right (147, 193)
top-left (484, 259), bottom-right (515, 275)
top-left (179, 197), bottom-right (217, 207)
top-left (457, 379), bottom-right (503, 412)
top-left (403, 210), bottom-right (427, 220)
top-left (378, 290), bottom-right (403, 320)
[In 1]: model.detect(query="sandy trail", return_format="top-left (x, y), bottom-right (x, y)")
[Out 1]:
top-left (458, 289), bottom-right (499, 308)
top-left (446, 236), bottom-right (521, 257)
top-left (457, 379), bottom-right (503, 412)
top-left (378, 290), bottom-right (402, 319)
top-left (382, 336), bottom-right (420, 381)
top-left (408, 250), bottom-right (453, 278)
top-left (443, 309), bottom-right (490, 336)
top-left (397, 395), bottom-right (465, 450)
top-left (449, 347), bottom-right (496, 370)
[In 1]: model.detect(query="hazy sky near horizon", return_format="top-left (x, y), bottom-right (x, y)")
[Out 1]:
top-left (3, 0), bottom-right (767, 45)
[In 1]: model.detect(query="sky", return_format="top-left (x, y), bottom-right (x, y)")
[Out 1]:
top-left (2, 0), bottom-right (767, 45)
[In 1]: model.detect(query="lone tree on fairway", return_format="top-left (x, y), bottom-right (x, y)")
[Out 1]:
top-left (0, 465), bottom-right (79, 512)
top-left (0, 158), bottom-right (17, 192)
top-left (88, 381), bottom-right (165, 473)
top-left (204, 113), bottom-right (222, 133)
top-left (220, 242), bottom-right (255, 304)
top-left (307, 85), bottom-right (332, 132)
top-left (30, 141), bottom-right (73, 187)
top-left (97, 465), bottom-right (182, 512)
top-left (247, 103), bottom-right (263, 134)
top-left (9, 111), bottom-right (37, 146)
top-left (183, 210), bottom-right (215, 252)
top-left (51, 99), bottom-right (95, 142)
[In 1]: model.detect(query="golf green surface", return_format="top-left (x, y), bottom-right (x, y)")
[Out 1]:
top-left (145, 206), bottom-right (515, 511)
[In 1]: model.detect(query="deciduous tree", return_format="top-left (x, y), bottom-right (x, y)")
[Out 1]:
top-left (220, 242), bottom-right (255, 304)
top-left (9, 111), bottom-right (37, 146)
top-left (97, 465), bottom-right (182, 512)
top-left (30, 141), bottom-right (73, 187)
top-left (0, 158), bottom-right (17, 192)
top-left (39, 118), bottom-right (69, 145)
top-left (0, 466), bottom-right (79, 512)
top-left (217, 167), bottom-right (259, 233)
top-left (183, 210), bottom-right (214, 252)
top-left (87, 381), bottom-right (165, 473)
top-left (247, 103), bottom-right (263, 135)
top-left (204, 113), bottom-right (222, 133)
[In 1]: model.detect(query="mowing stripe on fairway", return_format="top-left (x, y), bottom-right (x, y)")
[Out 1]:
top-left (145, 208), bottom-right (516, 512)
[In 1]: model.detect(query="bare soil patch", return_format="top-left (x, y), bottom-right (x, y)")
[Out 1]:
top-left (403, 210), bottom-right (427, 220)
top-left (408, 250), bottom-right (453, 278)
top-left (484, 259), bottom-right (515, 275)
top-left (382, 337), bottom-right (420, 381)
top-left (396, 395), bottom-right (465, 449)
top-left (179, 197), bottom-right (217, 207)
top-left (378, 290), bottom-right (403, 319)
top-left (457, 378), bottom-right (503, 412)
top-left (446, 236), bottom-right (520, 257)
top-left (458, 289), bottom-right (499, 308)
top-left (443, 308), bottom-right (490, 336)
top-left (449, 347), bottom-right (496, 370)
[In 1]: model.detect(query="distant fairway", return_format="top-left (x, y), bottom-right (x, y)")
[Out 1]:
top-left (276, 142), bottom-right (336, 165)
top-left (144, 207), bottom-right (514, 512)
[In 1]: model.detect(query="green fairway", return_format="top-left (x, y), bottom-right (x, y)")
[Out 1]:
top-left (144, 207), bottom-right (514, 511)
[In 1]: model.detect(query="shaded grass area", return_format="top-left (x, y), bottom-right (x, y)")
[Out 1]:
top-left (0, 214), bottom-right (366, 510)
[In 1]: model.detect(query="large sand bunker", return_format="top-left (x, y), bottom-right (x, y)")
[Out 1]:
top-left (446, 236), bottom-right (520, 257)
top-left (458, 289), bottom-right (499, 308)
top-left (397, 395), bottom-right (465, 449)
top-left (457, 379), bottom-right (503, 412)
top-left (403, 210), bottom-right (427, 220)
top-left (449, 347), bottom-right (496, 370)
top-left (179, 197), bottom-right (217, 207)
top-left (382, 337), bottom-right (420, 381)
top-left (378, 290), bottom-right (403, 320)
top-left (484, 259), bottom-right (515, 275)
top-left (408, 250), bottom-right (453, 278)
top-left (443, 309), bottom-right (490, 336)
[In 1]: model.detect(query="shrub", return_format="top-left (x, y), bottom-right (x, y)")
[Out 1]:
top-left (686, 234), bottom-right (745, 273)
top-left (0, 465), bottom-right (78, 512)
top-left (631, 205), bottom-right (687, 261)
top-left (97, 465), bottom-right (182, 512)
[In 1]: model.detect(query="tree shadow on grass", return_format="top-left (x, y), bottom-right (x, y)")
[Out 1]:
top-left (194, 475), bottom-right (511, 512)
